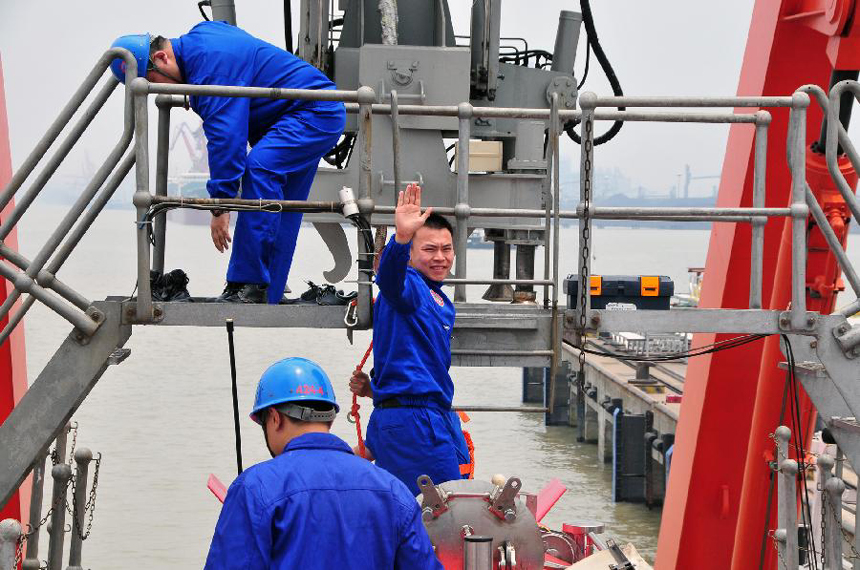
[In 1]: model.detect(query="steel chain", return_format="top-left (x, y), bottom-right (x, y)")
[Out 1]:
top-left (770, 530), bottom-right (788, 570)
top-left (823, 485), bottom-right (860, 562)
top-left (577, 116), bottom-right (593, 390)
top-left (67, 452), bottom-right (102, 540)
top-left (12, 469), bottom-right (73, 570)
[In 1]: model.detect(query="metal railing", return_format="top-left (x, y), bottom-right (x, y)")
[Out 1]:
top-left (1, 48), bottom-right (859, 360)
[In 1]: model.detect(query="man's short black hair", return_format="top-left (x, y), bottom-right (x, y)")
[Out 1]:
top-left (149, 35), bottom-right (169, 58)
top-left (422, 213), bottom-right (454, 237)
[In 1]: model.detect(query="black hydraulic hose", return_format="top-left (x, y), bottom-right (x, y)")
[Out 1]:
top-left (566, 0), bottom-right (625, 146)
top-left (811, 69), bottom-right (859, 155)
top-left (284, 0), bottom-right (294, 54)
top-left (198, 0), bottom-right (212, 21)
top-left (226, 319), bottom-right (244, 476)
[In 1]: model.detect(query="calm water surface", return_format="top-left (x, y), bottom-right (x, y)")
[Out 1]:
top-left (19, 206), bottom-right (860, 567)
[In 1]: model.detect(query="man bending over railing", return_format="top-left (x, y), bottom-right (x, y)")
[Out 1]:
top-left (110, 21), bottom-right (345, 303)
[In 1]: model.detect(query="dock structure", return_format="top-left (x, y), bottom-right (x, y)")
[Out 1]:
top-left (559, 337), bottom-right (684, 507)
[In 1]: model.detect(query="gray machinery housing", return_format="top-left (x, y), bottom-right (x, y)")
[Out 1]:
top-left (300, 0), bottom-right (582, 300)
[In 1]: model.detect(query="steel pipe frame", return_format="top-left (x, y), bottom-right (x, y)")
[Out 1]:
top-left (153, 96), bottom-right (173, 274)
top-left (0, 246), bottom-right (89, 311)
top-left (0, 47), bottom-right (135, 212)
top-left (390, 90), bottom-right (402, 197)
top-left (67, 448), bottom-right (93, 570)
top-left (131, 79), bottom-right (153, 321)
top-left (0, 152), bottom-right (136, 347)
top-left (548, 93), bottom-right (562, 416)
top-left (454, 103), bottom-right (472, 302)
top-left (150, 195), bottom-right (343, 213)
top-left (145, 82), bottom-right (361, 102)
top-left (800, 84), bottom-right (860, 315)
top-left (0, 261), bottom-right (97, 337)
top-left (356, 86), bottom-right (375, 328)
top-left (787, 93), bottom-right (811, 329)
top-left (0, 54), bottom-right (137, 333)
top-left (22, 448), bottom-right (48, 569)
top-left (453, 406), bottom-right (548, 413)
top-left (47, 464), bottom-right (71, 570)
top-left (443, 278), bottom-right (553, 286)
top-left (750, 112), bottom-right (771, 309)
top-left (825, 81), bottom-right (860, 226)
top-left (0, 78), bottom-right (118, 242)
top-left (773, 426), bottom-right (798, 570)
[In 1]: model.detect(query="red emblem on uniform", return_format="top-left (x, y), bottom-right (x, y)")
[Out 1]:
top-left (430, 290), bottom-right (445, 307)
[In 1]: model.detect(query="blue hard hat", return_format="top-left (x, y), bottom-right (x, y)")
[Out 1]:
top-left (250, 357), bottom-right (339, 424)
top-left (110, 33), bottom-right (151, 83)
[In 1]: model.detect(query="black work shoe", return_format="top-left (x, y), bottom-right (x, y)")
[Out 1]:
top-left (282, 281), bottom-right (357, 305)
top-left (150, 269), bottom-right (191, 302)
top-left (217, 282), bottom-right (268, 303)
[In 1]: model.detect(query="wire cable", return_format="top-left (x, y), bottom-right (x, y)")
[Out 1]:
top-left (573, 333), bottom-right (769, 363)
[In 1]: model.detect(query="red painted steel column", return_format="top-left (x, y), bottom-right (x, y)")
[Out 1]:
top-left (0, 53), bottom-right (31, 528)
top-left (655, 1), bottom-right (836, 567)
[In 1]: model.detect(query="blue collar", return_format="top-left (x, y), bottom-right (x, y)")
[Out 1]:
top-left (169, 38), bottom-right (187, 82)
top-left (281, 432), bottom-right (354, 455)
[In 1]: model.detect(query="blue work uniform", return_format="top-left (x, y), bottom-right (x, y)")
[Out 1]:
top-left (204, 432), bottom-right (442, 570)
top-left (365, 237), bottom-right (470, 496)
top-left (172, 22), bottom-right (346, 303)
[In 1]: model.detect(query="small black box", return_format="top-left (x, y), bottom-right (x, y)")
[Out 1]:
top-left (564, 274), bottom-right (674, 310)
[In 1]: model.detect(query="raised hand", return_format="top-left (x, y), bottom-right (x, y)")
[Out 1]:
top-left (394, 183), bottom-right (432, 244)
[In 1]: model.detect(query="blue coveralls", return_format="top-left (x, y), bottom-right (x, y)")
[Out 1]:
top-left (365, 237), bottom-right (470, 496)
top-left (172, 22), bottom-right (346, 303)
top-left (204, 432), bottom-right (442, 570)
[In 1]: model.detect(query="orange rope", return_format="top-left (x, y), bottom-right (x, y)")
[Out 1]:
top-left (351, 341), bottom-right (373, 459)
top-left (456, 410), bottom-right (476, 479)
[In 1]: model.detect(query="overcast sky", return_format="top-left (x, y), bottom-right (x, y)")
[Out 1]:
top-left (0, 0), bottom-right (762, 194)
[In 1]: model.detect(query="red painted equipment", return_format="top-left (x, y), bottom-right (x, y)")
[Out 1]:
top-left (0, 52), bottom-right (30, 531)
top-left (534, 478), bottom-right (567, 524)
top-left (657, 1), bottom-right (860, 568)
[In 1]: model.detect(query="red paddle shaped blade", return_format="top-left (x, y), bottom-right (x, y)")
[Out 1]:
top-left (207, 473), bottom-right (228, 504)
top-left (535, 478), bottom-right (566, 523)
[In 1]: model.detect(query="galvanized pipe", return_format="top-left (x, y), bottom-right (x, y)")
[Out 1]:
top-left (838, 298), bottom-right (860, 318)
top-left (23, 448), bottom-right (49, 569)
top-left (47, 464), bottom-right (71, 570)
top-left (778, 458), bottom-right (799, 569)
top-left (444, 278), bottom-right (553, 286)
top-left (548, 93), bottom-right (562, 417)
top-left (750, 112), bottom-right (770, 309)
top-left (132, 79), bottom-right (153, 321)
top-left (824, 476), bottom-right (845, 570)
top-left (0, 246), bottom-right (90, 311)
top-left (150, 195), bottom-right (341, 212)
top-left (788, 93), bottom-right (810, 329)
top-left (799, 84), bottom-right (860, 176)
top-left (66, 448), bottom-right (93, 570)
top-left (592, 95), bottom-right (796, 108)
top-left (0, 47), bottom-right (134, 211)
top-left (153, 97), bottom-right (172, 274)
top-left (825, 82), bottom-right (860, 225)
top-left (356, 86), bottom-right (375, 329)
top-left (0, 152), bottom-right (136, 347)
top-left (451, 349), bottom-right (554, 356)
top-left (0, 519), bottom-right (21, 570)
top-left (805, 185), bottom-right (860, 298)
top-left (390, 90), bottom-right (402, 196)
top-left (454, 103), bottom-right (473, 302)
top-left (542, 99), bottom-right (554, 307)
top-left (453, 406), bottom-right (548, 413)
top-left (146, 82), bottom-right (361, 102)
top-left (0, 261), bottom-right (98, 337)
top-left (0, 78), bottom-right (118, 241)
top-left (0, 66), bottom-right (135, 329)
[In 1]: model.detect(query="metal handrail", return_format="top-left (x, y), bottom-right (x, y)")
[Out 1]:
top-left (0, 48), bottom-right (138, 339)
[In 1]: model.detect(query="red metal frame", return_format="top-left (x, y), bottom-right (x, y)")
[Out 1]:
top-left (657, 1), bottom-right (859, 568)
top-left (0, 53), bottom-right (30, 537)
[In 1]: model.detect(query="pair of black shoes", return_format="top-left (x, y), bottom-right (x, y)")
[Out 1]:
top-left (282, 281), bottom-right (357, 306)
top-left (217, 282), bottom-right (269, 304)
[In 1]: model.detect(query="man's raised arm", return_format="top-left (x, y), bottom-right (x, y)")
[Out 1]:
top-left (375, 184), bottom-right (432, 311)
